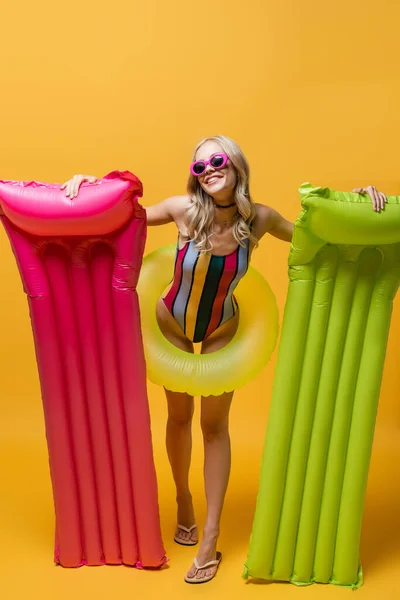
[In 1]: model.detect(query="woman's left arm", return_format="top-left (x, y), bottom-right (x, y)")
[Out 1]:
top-left (253, 186), bottom-right (387, 244)
top-left (253, 204), bottom-right (294, 243)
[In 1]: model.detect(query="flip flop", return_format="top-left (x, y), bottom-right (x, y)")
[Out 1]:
top-left (184, 551), bottom-right (222, 584)
top-left (174, 524), bottom-right (198, 546)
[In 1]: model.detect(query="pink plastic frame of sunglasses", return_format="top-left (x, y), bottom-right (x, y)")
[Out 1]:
top-left (190, 153), bottom-right (229, 177)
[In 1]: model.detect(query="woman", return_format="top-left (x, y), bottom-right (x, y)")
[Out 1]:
top-left (62, 136), bottom-right (385, 583)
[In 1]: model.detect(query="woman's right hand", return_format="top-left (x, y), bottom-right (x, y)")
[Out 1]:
top-left (61, 174), bottom-right (98, 198)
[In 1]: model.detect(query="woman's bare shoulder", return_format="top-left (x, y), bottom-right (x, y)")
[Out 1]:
top-left (167, 194), bottom-right (192, 215)
top-left (252, 203), bottom-right (274, 232)
top-left (171, 194), bottom-right (191, 203)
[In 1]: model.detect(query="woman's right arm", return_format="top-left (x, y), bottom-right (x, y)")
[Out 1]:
top-left (145, 196), bottom-right (188, 226)
top-left (61, 175), bottom-right (188, 227)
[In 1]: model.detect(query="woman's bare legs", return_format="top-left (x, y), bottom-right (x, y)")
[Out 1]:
top-left (165, 389), bottom-right (198, 544)
top-left (185, 315), bottom-right (238, 581)
top-left (157, 299), bottom-right (198, 544)
top-left (157, 299), bottom-right (238, 574)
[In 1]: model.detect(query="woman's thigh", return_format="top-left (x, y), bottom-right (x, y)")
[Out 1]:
top-left (200, 313), bottom-right (237, 419)
top-left (200, 311), bottom-right (239, 354)
top-left (157, 298), bottom-right (195, 409)
top-left (156, 297), bottom-right (194, 353)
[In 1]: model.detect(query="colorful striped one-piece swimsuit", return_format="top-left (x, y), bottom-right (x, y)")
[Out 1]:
top-left (163, 237), bottom-right (250, 343)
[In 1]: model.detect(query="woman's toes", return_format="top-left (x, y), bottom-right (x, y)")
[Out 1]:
top-left (196, 569), bottom-right (205, 580)
top-left (177, 529), bottom-right (188, 542)
top-left (186, 564), bottom-right (197, 579)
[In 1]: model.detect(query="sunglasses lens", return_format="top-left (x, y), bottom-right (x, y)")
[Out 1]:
top-left (210, 154), bottom-right (225, 169)
top-left (192, 162), bottom-right (206, 175)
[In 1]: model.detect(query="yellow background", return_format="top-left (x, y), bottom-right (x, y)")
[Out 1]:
top-left (0, 1), bottom-right (399, 598)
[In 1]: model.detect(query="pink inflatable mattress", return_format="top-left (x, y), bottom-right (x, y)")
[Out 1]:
top-left (0, 171), bottom-right (166, 568)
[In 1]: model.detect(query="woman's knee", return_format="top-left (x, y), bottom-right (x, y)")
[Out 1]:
top-left (167, 395), bottom-right (194, 427)
top-left (200, 415), bottom-right (229, 442)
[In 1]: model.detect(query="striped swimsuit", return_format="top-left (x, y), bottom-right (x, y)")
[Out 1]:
top-left (163, 237), bottom-right (250, 343)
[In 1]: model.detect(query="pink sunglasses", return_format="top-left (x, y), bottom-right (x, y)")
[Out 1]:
top-left (190, 153), bottom-right (229, 176)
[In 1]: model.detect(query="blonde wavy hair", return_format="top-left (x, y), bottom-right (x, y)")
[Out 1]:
top-left (185, 135), bottom-right (258, 253)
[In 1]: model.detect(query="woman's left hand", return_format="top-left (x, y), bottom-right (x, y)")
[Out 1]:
top-left (352, 186), bottom-right (387, 212)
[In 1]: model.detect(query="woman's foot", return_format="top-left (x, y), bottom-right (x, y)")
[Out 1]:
top-left (174, 524), bottom-right (198, 546)
top-left (184, 552), bottom-right (222, 584)
top-left (185, 528), bottom-right (220, 582)
top-left (174, 493), bottom-right (198, 545)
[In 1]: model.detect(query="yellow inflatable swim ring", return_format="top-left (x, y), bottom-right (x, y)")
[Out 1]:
top-left (138, 245), bottom-right (279, 396)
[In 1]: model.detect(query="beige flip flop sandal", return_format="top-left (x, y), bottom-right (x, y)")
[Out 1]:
top-left (184, 551), bottom-right (222, 584)
top-left (174, 524), bottom-right (198, 546)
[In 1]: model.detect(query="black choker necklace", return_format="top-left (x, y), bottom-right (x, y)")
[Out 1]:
top-left (214, 201), bottom-right (236, 209)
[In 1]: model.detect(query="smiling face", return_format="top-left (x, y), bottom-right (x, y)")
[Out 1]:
top-left (195, 140), bottom-right (237, 202)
